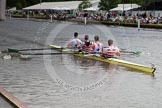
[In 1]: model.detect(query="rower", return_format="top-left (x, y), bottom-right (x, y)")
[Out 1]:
top-left (67, 32), bottom-right (82, 50)
top-left (103, 39), bottom-right (121, 58)
top-left (92, 35), bottom-right (103, 54)
top-left (81, 35), bottom-right (93, 53)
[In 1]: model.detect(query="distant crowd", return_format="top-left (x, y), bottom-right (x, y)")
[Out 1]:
top-left (9, 10), bottom-right (162, 24)
top-left (75, 11), bottom-right (162, 24)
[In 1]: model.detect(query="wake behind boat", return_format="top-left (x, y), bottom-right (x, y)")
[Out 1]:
top-left (49, 45), bottom-right (156, 74)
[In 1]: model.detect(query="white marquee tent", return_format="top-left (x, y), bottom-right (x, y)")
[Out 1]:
top-left (110, 4), bottom-right (140, 11)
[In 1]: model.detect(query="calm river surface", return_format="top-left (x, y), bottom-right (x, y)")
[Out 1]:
top-left (0, 18), bottom-right (162, 108)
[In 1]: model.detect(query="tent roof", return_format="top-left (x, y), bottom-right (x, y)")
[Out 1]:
top-left (7, 7), bottom-right (17, 11)
top-left (23, 1), bottom-right (82, 10)
top-left (23, 0), bottom-right (100, 10)
top-left (110, 4), bottom-right (140, 11)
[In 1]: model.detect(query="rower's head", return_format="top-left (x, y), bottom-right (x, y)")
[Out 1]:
top-left (84, 35), bottom-right (89, 41)
top-left (74, 32), bottom-right (78, 38)
top-left (94, 35), bottom-right (99, 41)
top-left (84, 35), bottom-right (90, 46)
top-left (108, 39), bottom-right (113, 46)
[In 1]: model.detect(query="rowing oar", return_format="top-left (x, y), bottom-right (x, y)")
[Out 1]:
top-left (120, 50), bottom-right (142, 55)
top-left (5, 48), bottom-right (141, 55)
top-left (7, 48), bottom-right (52, 53)
top-left (20, 52), bottom-right (84, 55)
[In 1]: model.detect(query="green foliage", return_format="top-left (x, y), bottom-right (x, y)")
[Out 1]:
top-left (78, 0), bottom-right (92, 10)
top-left (98, 0), bottom-right (120, 11)
top-left (15, 2), bottom-right (22, 9)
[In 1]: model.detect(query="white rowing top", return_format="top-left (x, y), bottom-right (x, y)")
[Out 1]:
top-left (69, 38), bottom-right (82, 48)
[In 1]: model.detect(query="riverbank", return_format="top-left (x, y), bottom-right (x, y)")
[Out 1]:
top-left (68, 19), bottom-right (162, 29)
top-left (11, 15), bottom-right (162, 29)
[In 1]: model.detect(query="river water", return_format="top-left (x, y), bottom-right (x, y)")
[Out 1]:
top-left (0, 18), bottom-right (162, 108)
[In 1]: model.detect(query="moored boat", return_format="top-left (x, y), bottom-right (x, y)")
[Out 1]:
top-left (49, 45), bottom-right (155, 74)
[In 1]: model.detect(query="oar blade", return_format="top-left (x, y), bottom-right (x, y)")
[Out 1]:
top-left (133, 51), bottom-right (142, 55)
top-left (8, 48), bottom-right (19, 53)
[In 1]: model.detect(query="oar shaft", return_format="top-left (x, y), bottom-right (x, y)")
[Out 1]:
top-left (21, 52), bottom-right (82, 55)
top-left (7, 48), bottom-right (52, 53)
top-left (17, 48), bottom-right (51, 51)
top-left (120, 50), bottom-right (141, 54)
top-left (21, 53), bottom-right (64, 55)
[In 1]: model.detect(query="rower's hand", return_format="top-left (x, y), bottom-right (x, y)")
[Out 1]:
top-left (99, 52), bottom-right (104, 56)
top-left (77, 46), bottom-right (81, 49)
top-left (116, 52), bottom-right (121, 56)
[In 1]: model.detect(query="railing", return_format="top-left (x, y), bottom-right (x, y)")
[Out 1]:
top-left (0, 86), bottom-right (28, 108)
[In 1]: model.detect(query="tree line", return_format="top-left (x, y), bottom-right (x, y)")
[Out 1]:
top-left (7, 0), bottom-right (158, 10)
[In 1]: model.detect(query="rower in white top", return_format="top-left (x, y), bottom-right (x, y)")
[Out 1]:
top-left (67, 32), bottom-right (82, 50)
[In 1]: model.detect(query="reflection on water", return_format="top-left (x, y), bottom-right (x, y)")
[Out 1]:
top-left (72, 55), bottom-right (118, 72)
top-left (43, 53), bottom-right (124, 93)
